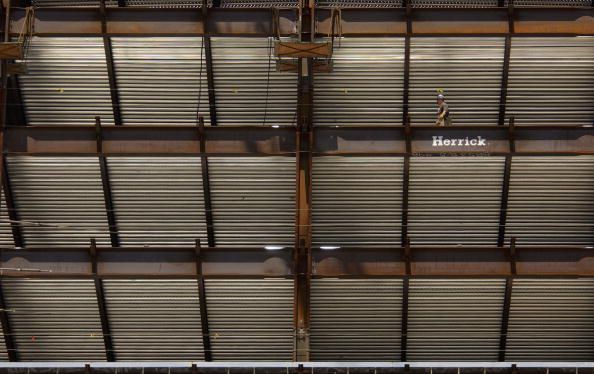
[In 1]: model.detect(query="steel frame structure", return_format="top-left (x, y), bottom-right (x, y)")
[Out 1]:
top-left (1, 0), bottom-right (594, 365)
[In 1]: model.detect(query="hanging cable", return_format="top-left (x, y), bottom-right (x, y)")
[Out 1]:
top-left (329, 7), bottom-right (342, 49)
top-left (16, 6), bottom-right (35, 63)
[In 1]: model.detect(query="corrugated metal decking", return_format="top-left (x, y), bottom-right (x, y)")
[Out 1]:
top-left (5, 156), bottom-right (111, 248)
top-left (314, 38), bottom-right (405, 126)
top-left (208, 157), bottom-right (295, 247)
top-left (507, 37), bottom-right (594, 126)
top-left (407, 279), bottom-right (505, 361)
top-left (107, 157), bottom-right (208, 247)
top-left (103, 279), bottom-right (204, 361)
top-left (211, 38), bottom-right (298, 126)
top-left (310, 279), bottom-right (403, 361)
top-left (2, 279), bottom-right (106, 361)
top-left (409, 37), bottom-right (505, 126)
top-left (0, 317), bottom-right (7, 361)
top-left (312, 156), bottom-right (403, 247)
top-left (111, 37), bottom-right (210, 126)
top-left (205, 279), bottom-right (294, 361)
top-left (408, 157), bottom-right (505, 246)
top-left (506, 279), bottom-right (594, 362)
top-left (17, 37), bottom-right (114, 126)
top-left (0, 191), bottom-right (14, 248)
top-left (505, 156), bottom-right (594, 246)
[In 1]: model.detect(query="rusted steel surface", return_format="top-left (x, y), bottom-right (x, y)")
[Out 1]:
top-left (410, 9), bottom-right (509, 35)
top-left (315, 125), bottom-right (594, 156)
top-left (4, 125), bottom-right (296, 155)
top-left (513, 8), bottom-right (594, 35)
top-left (90, 239), bottom-right (116, 362)
top-left (317, 8), bottom-right (407, 36)
top-left (317, 8), bottom-right (594, 36)
top-left (312, 246), bottom-right (594, 277)
top-left (5, 125), bottom-right (594, 156)
top-left (1, 245), bottom-right (593, 278)
top-left (194, 240), bottom-right (213, 362)
top-left (293, 2), bottom-right (315, 358)
top-left (0, 247), bottom-right (294, 278)
top-left (9, 7), bottom-right (593, 37)
top-left (10, 8), bottom-right (297, 37)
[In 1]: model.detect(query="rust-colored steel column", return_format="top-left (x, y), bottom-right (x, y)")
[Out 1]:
top-left (294, 0), bottom-right (314, 362)
top-left (90, 239), bottom-right (115, 361)
top-left (499, 237), bottom-right (516, 361)
top-left (195, 240), bottom-right (213, 361)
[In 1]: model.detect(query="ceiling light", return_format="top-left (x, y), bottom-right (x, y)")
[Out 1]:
top-left (265, 245), bottom-right (284, 251)
top-left (320, 246), bottom-right (340, 250)
top-left (272, 125), bottom-right (280, 128)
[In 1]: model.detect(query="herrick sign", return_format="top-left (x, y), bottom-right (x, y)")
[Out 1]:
top-left (432, 136), bottom-right (487, 147)
top-left (411, 127), bottom-right (509, 155)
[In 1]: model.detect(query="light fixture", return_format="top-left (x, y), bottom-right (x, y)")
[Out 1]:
top-left (272, 125), bottom-right (280, 128)
top-left (265, 245), bottom-right (284, 251)
top-left (320, 246), bottom-right (340, 250)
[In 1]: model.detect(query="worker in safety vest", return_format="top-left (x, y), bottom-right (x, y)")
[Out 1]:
top-left (435, 90), bottom-right (451, 127)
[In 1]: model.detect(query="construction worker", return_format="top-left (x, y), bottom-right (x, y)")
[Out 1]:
top-left (435, 91), bottom-right (451, 126)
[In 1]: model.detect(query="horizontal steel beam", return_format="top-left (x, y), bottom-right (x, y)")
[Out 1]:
top-left (317, 8), bottom-right (594, 36)
top-left (2, 362), bottom-right (594, 369)
top-left (316, 125), bottom-right (594, 156)
top-left (10, 8), bottom-right (297, 37)
top-left (5, 125), bottom-right (593, 156)
top-left (10, 7), bottom-right (594, 37)
top-left (4, 125), bottom-right (296, 156)
top-left (1, 245), bottom-right (593, 278)
top-left (0, 246), bottom-right (293, 278)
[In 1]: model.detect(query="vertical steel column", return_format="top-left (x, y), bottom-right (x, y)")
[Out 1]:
top-left (401, 119), bottom-right (411, 247)
top-left (0, 281), bottom-right (17, 361)
top-left (400, 239), bottom-right (411, 361)
top-left (95, 117), bottom-right (120, 248)
top-left (402, 0), bottom-right (411, 126)
top-left (400, 32), bottom-right (412, 357)
top-left (2, 157), bottom-right (24, 248)
top-left (204, 37), bottom-right (217, 127)
top-left (498, 36), bottom-right (512, 127)
top-left (100, 0), bottom-right (123, 126)
top-left (198, 116), bottom-right (216, 247)
top-left (497, 117), bottom-right (515, 247)
top-left (195, 239), bottom-right (213, 361)
top-left (294, 0), bottom-right (314, 362)
top-left (202, 0), bottom-right (218, 127)
top-left (90, 238), bottom-right (115, 361)
top-left (498, 237), bottom-right (516, 362)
